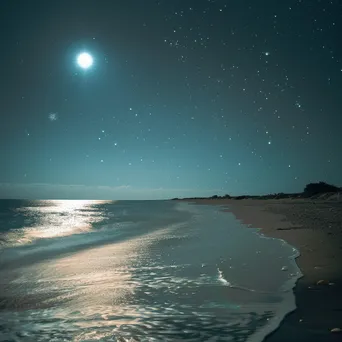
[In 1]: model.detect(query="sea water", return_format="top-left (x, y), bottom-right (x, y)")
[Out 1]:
top-left (0, 200), bottom-right (302, 341)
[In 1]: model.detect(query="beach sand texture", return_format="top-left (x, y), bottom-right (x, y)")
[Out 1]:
top-left (188, 198), bottom-right (342, 341)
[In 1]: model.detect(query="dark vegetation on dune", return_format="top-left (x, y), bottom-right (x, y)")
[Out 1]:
top-left (172, 181), bottom-right (342, 201)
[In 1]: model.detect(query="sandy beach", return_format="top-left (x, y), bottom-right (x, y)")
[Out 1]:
top-left (186, 198), bottom-right (342, 341)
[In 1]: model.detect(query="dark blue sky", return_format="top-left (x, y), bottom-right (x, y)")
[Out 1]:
top-left (1, 0), bottom-right (341, 199)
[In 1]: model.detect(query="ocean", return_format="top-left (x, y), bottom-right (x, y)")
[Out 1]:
top-left (0, 199), bottom-right (301, 342)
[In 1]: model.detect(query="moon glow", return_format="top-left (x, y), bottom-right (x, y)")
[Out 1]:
top-left (77, 52), bottom-right (93, 69)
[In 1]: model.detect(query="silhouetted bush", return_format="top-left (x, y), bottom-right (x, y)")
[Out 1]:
top-left (303, 181), bottom-right (340, 197)
top-left (235, 196), bottom-right (248, 200)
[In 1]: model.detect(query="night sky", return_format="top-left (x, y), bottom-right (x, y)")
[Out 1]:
top-left (1, 0), bottom-right (341, 200)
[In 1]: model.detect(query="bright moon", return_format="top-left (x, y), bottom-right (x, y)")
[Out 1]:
top-left (77, 52), bottom-right (93, 69)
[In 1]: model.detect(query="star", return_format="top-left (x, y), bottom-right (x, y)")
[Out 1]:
top-left (48, 112), bottom-right (58, 121)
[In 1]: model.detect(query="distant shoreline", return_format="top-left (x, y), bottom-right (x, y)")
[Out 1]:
top-left (171, 190), bottom-right (342, 202)
top-left (180, 197), bottom-right (342, 341)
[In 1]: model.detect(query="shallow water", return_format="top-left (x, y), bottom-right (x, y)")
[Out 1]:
top-left (0, 200), bottom-right (301, 341)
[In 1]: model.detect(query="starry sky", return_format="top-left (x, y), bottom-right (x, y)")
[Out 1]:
top-left (1, 0), bottom-right (341, 200)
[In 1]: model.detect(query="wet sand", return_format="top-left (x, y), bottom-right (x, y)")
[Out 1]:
top-left (184, 198), bottom-right (342, 341)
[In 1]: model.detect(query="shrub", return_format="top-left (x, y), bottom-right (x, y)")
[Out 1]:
top-left (303, 181), bottom-right (340, 197)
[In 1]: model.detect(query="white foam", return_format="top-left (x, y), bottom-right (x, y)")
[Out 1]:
top-left (217, 268), bottom-right (231, 286)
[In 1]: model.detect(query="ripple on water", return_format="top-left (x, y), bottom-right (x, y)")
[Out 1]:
top-left (0, 201), bottom-right (301, 342)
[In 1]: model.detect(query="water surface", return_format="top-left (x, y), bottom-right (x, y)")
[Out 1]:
top-left (0, 200), bottom-right (301, 341)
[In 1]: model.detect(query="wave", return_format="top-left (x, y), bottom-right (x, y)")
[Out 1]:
top-left (217, 268), bottom-right (231, 286)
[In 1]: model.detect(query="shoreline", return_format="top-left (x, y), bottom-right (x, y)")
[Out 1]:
top-left (182, 198), bottom-right (342, 341)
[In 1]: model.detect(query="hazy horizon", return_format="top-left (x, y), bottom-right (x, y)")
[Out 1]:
top-left (1, 179), bottom-right (340, 200)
